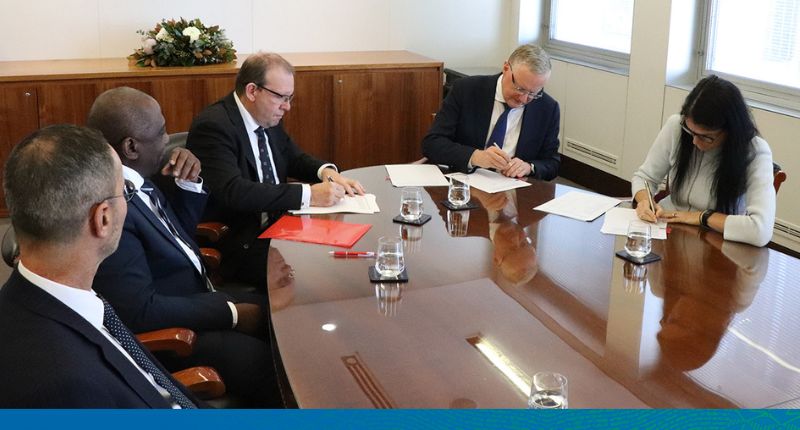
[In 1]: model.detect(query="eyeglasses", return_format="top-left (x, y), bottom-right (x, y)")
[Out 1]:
top-left (680, 119), bottom-right (718, 144)
top-left (99, 179), bottom-right (138, 204)
top-left (508, 64), bottom-right (544, 100)
top-left (253, 82), bottom-right (294, 104)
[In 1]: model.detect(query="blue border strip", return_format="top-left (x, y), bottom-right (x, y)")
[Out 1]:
top-left (1, 409), bottom-right (799, 430)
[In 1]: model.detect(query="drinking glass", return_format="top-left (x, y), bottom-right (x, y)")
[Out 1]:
top-left (623, 262), bottom-right (648, 294)
top-left (448, 173), bottom-right (471, 207)
top-left (375, 283), bottom-right (403, 317)
top-left (400, 187), bottom-right (423, 221)
top-left (375, 236), bottom-right (405, 278)
top-left (528, 372), bottom-right (568, 409)
top-left (625, 220), bottom-right (652, 259)
top-left (447, 210), bottom-right (470, 237)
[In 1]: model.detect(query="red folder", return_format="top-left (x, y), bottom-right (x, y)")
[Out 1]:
top-left (259, 215), bottom-right (371, 248)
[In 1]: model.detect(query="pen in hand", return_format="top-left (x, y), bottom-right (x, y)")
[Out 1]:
top-left (643, 181), bottom-right (658, 221)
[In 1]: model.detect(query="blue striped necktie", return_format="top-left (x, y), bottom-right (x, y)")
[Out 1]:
top-left (101, 297), bottom-right (196, 409)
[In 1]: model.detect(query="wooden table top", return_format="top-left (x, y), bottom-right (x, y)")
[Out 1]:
top-left (268, 166), bottom-right (800, 409)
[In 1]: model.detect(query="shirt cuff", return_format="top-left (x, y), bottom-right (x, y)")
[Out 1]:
top-left (529, 163), bottom-right (536, 176)
top-left (175, 177), bottom-right (205, 193)
top-left (317, 163), bottom-right (338, 180)
top-left (300, 184), bottom-right (311, 208)
top-left (227, 301), bottom-right (238, 328)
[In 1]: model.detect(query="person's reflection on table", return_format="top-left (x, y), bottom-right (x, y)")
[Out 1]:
top-left (268, 247), bottom-right (296, 312)
top-left (473, 188), bottom-right (539, 285)
top-left (650, 225), bottom-right (768, 370)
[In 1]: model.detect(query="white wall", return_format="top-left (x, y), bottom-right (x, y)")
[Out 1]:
top-left (2, 0), bottom-right (799, 250)
top-left (0, 0), bottom-right (510, 67)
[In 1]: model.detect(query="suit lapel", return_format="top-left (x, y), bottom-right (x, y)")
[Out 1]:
top-left (5, 272), bottom-right (170, 408)
top-left (475, 75), bottom-right (500, 146)
top-left (222, 93), bottom-right (259, 179)
top-left (129, 194), bottom-right (202, 273)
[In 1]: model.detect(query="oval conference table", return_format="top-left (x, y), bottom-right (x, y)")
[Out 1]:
top-left (268, 166), bottom-right (800, 409)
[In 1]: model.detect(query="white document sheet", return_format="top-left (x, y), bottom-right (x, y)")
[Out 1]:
top-left (447, 169), bottom-right (532, 193)
top-left (290, 194), bottom-right (380, 215)
top-left (534, 191), bottom-right (622, 222)
top-left (600, 207), bottom-right (668, 239)
top-left (385, 164), bottom-right (449, 187)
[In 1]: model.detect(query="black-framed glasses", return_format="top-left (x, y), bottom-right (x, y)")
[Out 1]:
top-left (680, 118), bottom-right (718, 144)
top-left (253, 82), bottom-right (294, 104)
top-left (508, 64), bottom-right (544, 100)
top-left (99, 179), bottom-right (137, 204)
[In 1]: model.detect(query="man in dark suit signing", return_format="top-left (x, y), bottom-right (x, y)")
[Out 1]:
top-left (88, 87), bottom-right (290, 407)
top-left (422, 44), bottom-right (561, 180)
top-left (187, 52), bottom-right (364, 286)
top-left (0, 125), bottom-right (200, 408)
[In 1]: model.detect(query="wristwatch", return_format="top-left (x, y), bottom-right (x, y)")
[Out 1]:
top-left (700, 210), bottom-right (715, 229)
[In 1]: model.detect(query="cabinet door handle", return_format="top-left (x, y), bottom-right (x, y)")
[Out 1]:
top-left (24, 92), bottom-right (31, 97)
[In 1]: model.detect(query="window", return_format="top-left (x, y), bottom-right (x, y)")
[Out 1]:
top-left (543, 0), bottom-right (635, 71)
top-left (703, 0), bottom-right (800, 108)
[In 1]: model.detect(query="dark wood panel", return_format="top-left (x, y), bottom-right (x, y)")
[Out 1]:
top-left (37, 81), bottom-right (97, 126)
top-left (282, 71), bottom-right (334, 162)
top-left (0, 85), bottom-right (39, 216)
top-left (332, 68), bottom-right (441, 170)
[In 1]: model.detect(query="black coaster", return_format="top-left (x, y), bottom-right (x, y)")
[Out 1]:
top-left (392, 214), bottom-right (432, 226)
top-left (440, 200), bottom-right (478, 211)
top-left (368, 266), bottom-right (409, 283)
top-left (615, 250), bottom-right (661, 265)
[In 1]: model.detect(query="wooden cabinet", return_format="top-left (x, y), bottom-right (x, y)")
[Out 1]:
top-left (0, 51), bottom-right (443, 216)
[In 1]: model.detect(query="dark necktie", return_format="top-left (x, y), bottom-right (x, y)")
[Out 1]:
top-left (486, 103), bottom-right (511, 149)
top-left (254, 126), bottom-right (277, 184)
top-left (101, 297), bottom-right (196, 409)
top-left (140, 182), bottom-right (215, 292)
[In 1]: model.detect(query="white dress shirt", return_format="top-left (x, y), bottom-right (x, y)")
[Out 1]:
top-left (485, 75), bottom-right (524, 157)
top-left (17, 261), bottom-right (180, 408)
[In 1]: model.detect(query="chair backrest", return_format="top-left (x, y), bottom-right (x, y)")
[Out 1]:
top-left (773, 162), bottom-right (787, 194)
top-left (653, 161), bottom-right (786, 204)
top-left (1, 226), bottom-right (19, 268)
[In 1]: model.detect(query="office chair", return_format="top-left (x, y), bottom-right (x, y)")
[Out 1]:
top-left (653, 161), bottom-right (787, 203)
top-left (0, 226), bottom-right (226, 400)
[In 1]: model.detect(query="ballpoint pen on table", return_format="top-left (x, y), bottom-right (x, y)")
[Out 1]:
top-left (329, 251), bottom-right (375, 258)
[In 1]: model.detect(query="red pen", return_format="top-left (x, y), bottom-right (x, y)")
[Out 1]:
top-left (329, 251), bottom-right (375, 258)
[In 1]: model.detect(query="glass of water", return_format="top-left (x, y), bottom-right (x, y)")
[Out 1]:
top-left (528, 372), bottom-right (568, 409)
top-left (375, 236), bottom-right (405, 278)
top-left (625, 220), bottom-right (652, 260)
top-left (448, 173), bottom-right (471, 207)
top-left (400, 187), bottom-right (423, 221)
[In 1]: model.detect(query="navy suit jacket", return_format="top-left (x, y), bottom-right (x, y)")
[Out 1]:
top-left (0, 271), bottom-right (198, 408)
top-left (94, 184), bottom-right (234, 333)
top-left (422, 74), bottom-right (561, 180)
top-left (186, 92), bottom-right (328, 275)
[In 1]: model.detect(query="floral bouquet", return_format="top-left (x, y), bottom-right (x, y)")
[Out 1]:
top-left (129, 18), bottom-right (237, 67)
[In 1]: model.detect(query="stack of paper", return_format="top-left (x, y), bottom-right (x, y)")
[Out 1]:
top-left (385, 164), bottom-right (449, 187)
top-left (290, 194), bottom-right (380, 215)
top-left (600, 207), bottom-right (668, 239)
top-left (534, 191), bottom-right (622, 222)
top-left (448, 169), bottom-right (531, 193)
